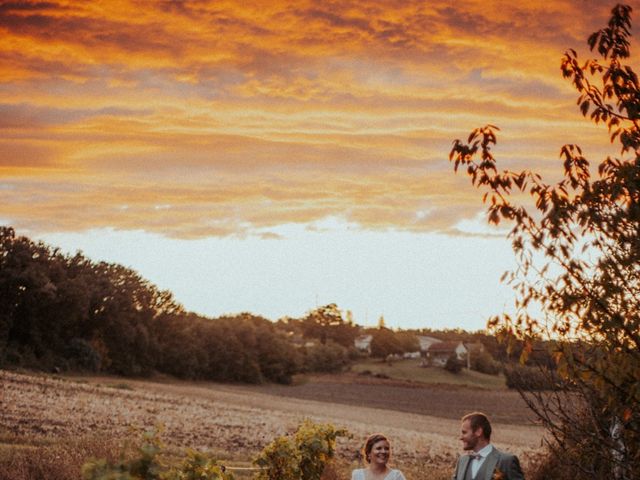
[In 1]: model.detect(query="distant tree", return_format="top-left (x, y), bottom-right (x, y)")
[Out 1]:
top-left (250, 315), bottom-right (300, 384)
top-left (301, 303), bottom-right (358, 347)
top-left (395, 330), bottom-right (420, 353)
top-left (449, 4), bottom-right (639, 477)
top-left (345, 309), bottom-right (354, 324)
top-left (301, 304), bottom-right (341, 344)
top-left (273, 316), bottom-right (304, 337)
top-left (302, 341), bottom-right (349, 373)
top-left (370, 327), bottom-right (403, 358)
top-left (469, 348), bottom-right (501, 375)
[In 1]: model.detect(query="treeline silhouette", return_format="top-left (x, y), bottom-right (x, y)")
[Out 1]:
top-left (0, 226), bottom-right (542, 384)
top-left (0, 226), bottom-right (302, 382)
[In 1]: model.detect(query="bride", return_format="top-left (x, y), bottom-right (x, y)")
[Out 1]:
top-left (351, 433), bottom-right (407, 480)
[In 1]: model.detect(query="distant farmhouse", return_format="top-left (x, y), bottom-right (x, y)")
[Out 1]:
top-left (417, 335), bottom-right (442, 366)
top-left (424, 341), bottom-right (468, 367)
top-left (403, 351), bottom-right (421, 359)
top-left (355, 333), bottom-right (487, 370)
top-left (416, 335), bottom-right (442, 353)
top-left (463, 342), bottom-right (486, 368)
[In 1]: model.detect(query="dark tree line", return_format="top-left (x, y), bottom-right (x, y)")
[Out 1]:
top-left (0, 225), bottom-right (411, 382)
top-left (1, 225), bottom-right (534, 385)
top-left (155, 312), bottom-right (298, 383)
top-left (0, 226), bottom-right (298, 383)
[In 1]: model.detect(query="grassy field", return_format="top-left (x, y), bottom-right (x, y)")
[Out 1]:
top-left (0, 369), bottom-right (543, 480)
top-left (349, 358), bottom-right (507, 390)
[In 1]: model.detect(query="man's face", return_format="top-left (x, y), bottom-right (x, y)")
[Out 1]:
top-left (459, 419), bottom-right (482, 451)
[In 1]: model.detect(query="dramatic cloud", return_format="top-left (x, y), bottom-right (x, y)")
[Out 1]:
top-left (0, 0), bottom-right (625, 238)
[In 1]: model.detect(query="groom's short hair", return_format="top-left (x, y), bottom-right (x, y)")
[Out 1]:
top-left (462, 412), bottom-right (492, 440)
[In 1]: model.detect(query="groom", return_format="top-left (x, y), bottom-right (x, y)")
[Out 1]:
top-left (452, 412), bottom-right (524, 480)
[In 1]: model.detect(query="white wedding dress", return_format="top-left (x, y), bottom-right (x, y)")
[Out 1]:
top-left (351, 468), bottom-right (407, 480)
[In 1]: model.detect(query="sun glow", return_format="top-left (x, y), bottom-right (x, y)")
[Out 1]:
top-left (0, 0), bottom-right (624, 327)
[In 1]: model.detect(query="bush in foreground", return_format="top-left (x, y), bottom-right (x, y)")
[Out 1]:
top-left (82, 430), bottom-right (233, 480)
top-left (254, 420), bottom-right (348, 480)
top-left (81, 420), bottom-right (347, 480)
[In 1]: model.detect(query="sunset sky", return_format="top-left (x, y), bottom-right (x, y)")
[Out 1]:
top-left (0, 0), bottom-right (630, 330)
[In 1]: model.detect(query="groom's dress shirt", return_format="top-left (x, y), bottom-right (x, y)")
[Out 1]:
top-left (470, 444), bottom-right (493, 478)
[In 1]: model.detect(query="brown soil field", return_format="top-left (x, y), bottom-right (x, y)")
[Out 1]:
top-left (0, 370), bottom-right (544, 479)
top-left (240, 373), bottom-right (536, 424)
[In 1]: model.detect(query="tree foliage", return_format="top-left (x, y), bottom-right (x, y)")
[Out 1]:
top-left (155, 313), bottom-right (300, 384)
top-left (449, 4), bottom-right (639, 478)
top-left (369, 327), bottom-right (403, 358)
top-left (468, 348), bottom-right (501, 375)
top-left (0, 227), bottom-right (299, 384)
top-left (0, 226), bottom-right (180, 375)
top-left (301, 340), bottom-right (350, 373)
top-left (300, 303), bottom-right (359, 347)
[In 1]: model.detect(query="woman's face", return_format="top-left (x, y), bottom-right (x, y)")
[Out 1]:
top-left (369, 439), bottom-right (390, 466)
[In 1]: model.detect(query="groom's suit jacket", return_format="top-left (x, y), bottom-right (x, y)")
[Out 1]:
top-left (452, 447), bottom-right (524, 480)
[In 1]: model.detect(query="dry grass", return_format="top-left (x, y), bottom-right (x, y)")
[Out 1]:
top-left (0, 433), bottom-right (123, 480)
top-left (0, 369), bottom-right (544, 480)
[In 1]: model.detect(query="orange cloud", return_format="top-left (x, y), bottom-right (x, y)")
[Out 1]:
top-left (0, 0), bottom-right (627, 238)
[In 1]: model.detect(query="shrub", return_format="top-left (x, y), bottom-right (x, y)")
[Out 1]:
top-left (254, 420), bottom-right (349, 480)
top-left (295, 421), bottom-right (347, 480)
top-left (302, 341), bottom-right (349, 373)
top-left (253, 436), bottom-right (299, 480)
top-left (504, 364), bottom-right (561, 391)
top-left (82, 430), bottom-right (233, 480)
top-left (80, 421), bottom-right (347, 480)
top-left (527, 413), bottom-right (621, 480)
top-left (444, 354), bottom-right (463, 374)
top-left (469, 350), bottom-right (501, 375)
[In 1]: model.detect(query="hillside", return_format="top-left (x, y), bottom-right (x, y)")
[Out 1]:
top-left (1, 369), bottom-right (543, 480)
top-left (349, 358), bottom-right (507, 390)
